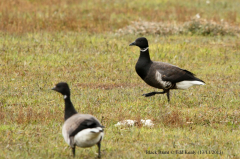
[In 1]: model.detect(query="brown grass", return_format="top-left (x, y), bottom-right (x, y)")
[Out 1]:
top-left (1, 105), bottom-right (62, 125)
top-left (0, 0), bottom-right (128, 33)
top-left (162, 110), bottom-right (184, 128)
top-left (1, 0), bottom-right (239, 34)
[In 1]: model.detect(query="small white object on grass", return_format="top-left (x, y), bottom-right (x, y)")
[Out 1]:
top-left (115, 119), bottom-right (154, 127)
top-left (115, 120), bottom-right (136, 127)
top-left (195, 13), bottom-right (200, 19)
top-left (141, 119), bottom-right (154, 127)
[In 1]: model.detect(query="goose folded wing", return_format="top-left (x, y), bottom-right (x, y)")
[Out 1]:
top-left (64, 114), bottom-right (102, 147)
top-left (154, 62), bottom-right (197, 83)
top-left (69, 117), bottom-right (102, 137)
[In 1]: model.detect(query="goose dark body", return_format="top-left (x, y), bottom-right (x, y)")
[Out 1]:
top-left (130, 37), bottom-right (205, 102)
top-left (52, 82), bottom-right (104, 158)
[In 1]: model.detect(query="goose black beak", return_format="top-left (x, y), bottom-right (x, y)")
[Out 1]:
top-left (129, 41), bottom-right (136, 46)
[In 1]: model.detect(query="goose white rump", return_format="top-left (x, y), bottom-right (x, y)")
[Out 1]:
top-left (176, 80), bottom-right (205, 90)
top-left (62, 125), bottom-right (104, 148)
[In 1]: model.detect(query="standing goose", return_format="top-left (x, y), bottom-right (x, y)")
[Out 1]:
top-left (129, 37), bottom-right (205, 102)
top-left (52, 82), bottom-right (104, 158)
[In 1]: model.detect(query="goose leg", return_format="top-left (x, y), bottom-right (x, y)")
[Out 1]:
top-left (142, 91), bottom-right (166, 97)
top-left (97, 141), bottom-right (101, 158)
top-left (143, 90), bottom-right (171, 102)
top-left (166, 90), bottom-right (170, 102)
top-left (72, 147), bottom-right (75, 157)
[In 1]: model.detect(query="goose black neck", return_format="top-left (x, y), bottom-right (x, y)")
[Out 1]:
top-left (64, 96), bottom-right (77, 121)
top-left (135, 49), bottom-right (152, 80)
top-left (139, 49), bottom-right (151, 63)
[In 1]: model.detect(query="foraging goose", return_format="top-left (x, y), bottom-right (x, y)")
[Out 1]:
top-left (129, 37), bottom-right (205, 102)
top-left (52, 82), bottom-right (104, 158)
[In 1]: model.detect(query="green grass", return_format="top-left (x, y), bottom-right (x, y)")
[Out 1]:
top-left (0, 0), bottom-right (240, 158)
top-left (0, 33), bottom-right (239, 159)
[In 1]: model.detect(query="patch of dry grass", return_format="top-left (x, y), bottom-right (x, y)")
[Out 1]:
top-left (116, 18), bottom-right (240, 36)
top-left (1, 0), bottom-right (240, 34)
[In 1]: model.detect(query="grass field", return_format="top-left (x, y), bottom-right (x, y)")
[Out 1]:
top-left (0, 0), bottom-right (240, 159)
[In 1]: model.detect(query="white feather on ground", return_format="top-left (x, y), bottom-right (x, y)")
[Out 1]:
top-left (114, 119), bottom-right (154, 127)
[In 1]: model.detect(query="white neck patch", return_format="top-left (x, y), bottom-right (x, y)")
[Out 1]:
top-left (63, 95), bottom-right (67, 99)
top-left (140, 47), bottom-right (149, 52)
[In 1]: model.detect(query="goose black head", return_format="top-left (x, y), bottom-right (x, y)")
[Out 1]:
top-left (52, 82), bottom-right (70, 97)
top-left (129, 37), bottom-right (149, 49)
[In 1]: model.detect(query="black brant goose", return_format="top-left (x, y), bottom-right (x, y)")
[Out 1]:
top-left (52, 82), bottom-right (104, 158)
top-left (129, 37), bottom-right (205, 102)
